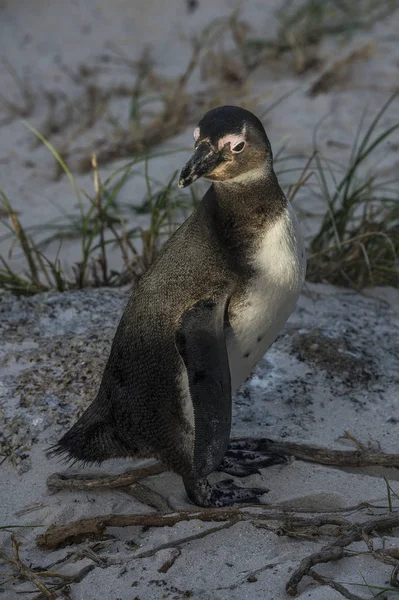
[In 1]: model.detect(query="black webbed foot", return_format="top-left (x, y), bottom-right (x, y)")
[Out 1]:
top-left (227, 439), bottom-right (272, 452)
top-left (217, 448), bottom-right (286, 477)
top-left (208, 479), bottom-right (268, 506)
top-left (216, 439), bottom-right (287, 477)
top-left (183, 476), bottom-right (268, 507)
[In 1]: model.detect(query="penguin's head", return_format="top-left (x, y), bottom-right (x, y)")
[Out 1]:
top-left (178, 105), bottom-right (272, 188)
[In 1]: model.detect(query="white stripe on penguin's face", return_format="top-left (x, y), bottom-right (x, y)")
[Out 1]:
top-left (193, 127), bottom-right (200, 142)
top-left (218, 127), bottom-right (246, 151)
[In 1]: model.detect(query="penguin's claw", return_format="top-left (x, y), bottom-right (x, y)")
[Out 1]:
top-left (217, 446), bottom-right (287, 477)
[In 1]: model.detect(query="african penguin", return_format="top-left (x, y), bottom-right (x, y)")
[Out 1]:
top-left (53, 105), bottom-right (306, 507)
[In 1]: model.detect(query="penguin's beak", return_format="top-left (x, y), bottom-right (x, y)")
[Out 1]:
top-left (178, 143), bottom-right (222, 188)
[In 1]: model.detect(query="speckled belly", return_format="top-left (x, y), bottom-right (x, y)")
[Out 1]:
top-left (226, 283), bottom-right (301, 392)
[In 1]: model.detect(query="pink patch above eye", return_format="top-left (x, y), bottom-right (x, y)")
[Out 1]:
top-left (218, 133), bottom-right (246, 151)
top-left (193, 127), bottom-right (200, 142)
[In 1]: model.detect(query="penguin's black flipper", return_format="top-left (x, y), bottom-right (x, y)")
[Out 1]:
top-left (176, 297), bottom-right (232, 478)
top-left (177, 296), bottom-right (268, 507)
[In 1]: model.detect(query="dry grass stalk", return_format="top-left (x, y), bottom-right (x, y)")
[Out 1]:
top-left (0, 58), bottom-right (35, 125)
top-left (2, 128), bottom-right (194, 293)
top-left (309, 94), bottom-right (399, 288)
top-left (309, 42), bottom-right (375, 97)
top-left (92, 153), bottom-right (108, 285)
top-left (69, 41), bottom-right (202, 174)
top-left (307, 225), bottom-right (399, 288)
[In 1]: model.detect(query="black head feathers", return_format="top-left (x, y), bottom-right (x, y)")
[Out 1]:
top-left (197, 106), bottom-right (268, 145)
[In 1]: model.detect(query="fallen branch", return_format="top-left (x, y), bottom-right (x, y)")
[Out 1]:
top-left (36, 504), bottom-right (385, 550)
top-left (46, 463), bottom-right (171, 511)
top-left (46, 463), bottom-right (165, 491)
top-left (274, 515), bottom-right (351, 541)
top-left (286, 512), bottom-right (399, 596)
top-left (36, 507), bottom-right (262, 549)
top-left (233, 437), bottom-right (399, 468)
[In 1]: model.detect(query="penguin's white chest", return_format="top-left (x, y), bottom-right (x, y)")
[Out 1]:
top-left (226, 204), bottom-right (306, 392)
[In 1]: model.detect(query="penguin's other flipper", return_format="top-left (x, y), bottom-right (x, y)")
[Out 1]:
top-left (217, 447), bottom-right (287, 477)
top-left (177, 296), bottom-right (268, 506)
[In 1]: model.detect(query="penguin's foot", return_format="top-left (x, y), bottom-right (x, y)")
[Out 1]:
top-left (228, 439), bottom-right (272, 451)
top-left (217, 441), bottom-right (287, 477)
top-left (183, 475), bottom-right (267, 507)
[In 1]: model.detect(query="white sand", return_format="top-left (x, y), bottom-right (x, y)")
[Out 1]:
top-left (1, 283), bottom-right (398, 599)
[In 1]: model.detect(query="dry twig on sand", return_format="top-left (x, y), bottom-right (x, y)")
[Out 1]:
top-left (46, 463), bottom-right (170, 511)
top-left (35, 507), bottom-right (263, 549)
top-left (232, 437), bottom-right (399, 468)
top-left (36, 503), bottom-right (387, 550)
top-left (285, 512), bottom-right (399, 596)
top-left (0, 534), bottom-right (94, 599)
top-left (46, 463), bottom-right (165, 491)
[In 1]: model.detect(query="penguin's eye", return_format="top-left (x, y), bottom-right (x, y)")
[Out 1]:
top-left (232, 141), bottom-right (246, 153)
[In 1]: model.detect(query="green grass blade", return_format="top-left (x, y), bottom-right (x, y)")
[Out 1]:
top-left (21, 121), bottom-right (85, 217)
